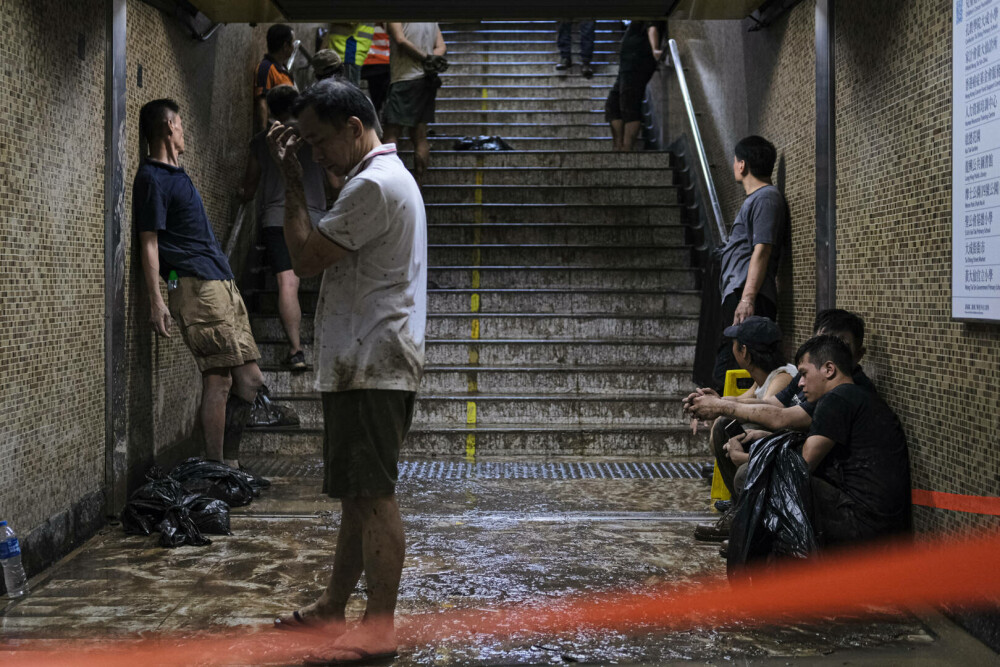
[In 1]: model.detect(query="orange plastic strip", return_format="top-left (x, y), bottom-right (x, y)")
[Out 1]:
top-left (912, 488), bottom-right (1000, 516)
top-left (3, 532), bottom-right (1000, 666)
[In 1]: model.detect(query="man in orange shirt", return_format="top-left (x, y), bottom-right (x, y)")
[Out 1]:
top-left (254, 24), bottom-right (296, 133)
top-left (361, 24), bottom-right (391, 118)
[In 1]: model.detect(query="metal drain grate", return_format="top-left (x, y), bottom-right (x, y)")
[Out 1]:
top-left (244, 459), bottom-right (708, 480)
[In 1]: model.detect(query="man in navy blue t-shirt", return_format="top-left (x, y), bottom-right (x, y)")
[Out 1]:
top-left (134, 98), bottom-right (263, 468)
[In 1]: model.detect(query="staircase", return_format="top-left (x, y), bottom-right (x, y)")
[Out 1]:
top-left (244, 20), bottom-right (702, 459)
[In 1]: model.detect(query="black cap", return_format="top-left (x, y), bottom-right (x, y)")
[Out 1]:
top-left (723, 316), bottom-right (782, 347)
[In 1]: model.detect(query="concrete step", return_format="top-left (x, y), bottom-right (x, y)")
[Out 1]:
top-left (261, 392), bottom-right (692, 429)
top-left (433, 110), bottom-right (605, 125)
top-left (273, 266), bottom-right (697, 292)
top-left (423, 166), bottom-right (672, 186)
top-left (423, 203), bottom-right (681, 224)
top-left (251, 287), bottom-right (700, 316)
top-left (441, 29), bottom-right (621, 41)
top-left (425, 223), bottom-right (687, 245)
top-left (440, 73), bottom-right (616, 88)
top-left (444, 51), bottom-right (618, 64)
top-left (242, 422), bottom-right (698, 457)
top-left (252, 312), bottom-right (698, 342)
top-left (400, 150), bottom-right (672, 169)
top-left (430, 122), bottom-right (610, 139)
top-left (439, 20), bottom-right (624, 31)
top-left (421, 186), bottom-right (676, 206)
top-left (423, 244), bottom-right (691, 266)
top-left (435, 98), bottom-right (606, 112)
top-left (448, 62), bottom-right (617, 75)
top-left (426, 137), bottom-right (613, 151)
top-left (256, 338), bottom-right (696, 368)
top-left (438, 85), bottom-right (612, 100)
top-left (262, 363), bottom-right (693, 396)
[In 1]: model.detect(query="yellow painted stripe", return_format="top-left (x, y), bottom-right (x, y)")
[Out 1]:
top-left (465, 433), bottom-right (476, 460)
top-left (471, 269), bottom-right (480, 289)
top-left (470, 293), bottom-right (480, 313)
top-left (466, 400), bottom-right (477, 424)
top-left (471, 318), bottom-right (480, 339)
top-left (467, 376), bottom-right (478, 392)
top-left (468, 347), bottom-right (479, 364)
top-left (481, 86), bottom-right (488, 111)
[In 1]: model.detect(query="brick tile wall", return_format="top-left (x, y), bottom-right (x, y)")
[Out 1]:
top-left (0, 0), bottom-right (107, 534)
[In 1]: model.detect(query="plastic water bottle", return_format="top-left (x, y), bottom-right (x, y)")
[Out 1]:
top-left (167, 269), bottom-right (179, 291)
top-left (0, 521), bottom-right (28, 598)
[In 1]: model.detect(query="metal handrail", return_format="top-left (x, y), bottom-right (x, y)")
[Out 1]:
top-left (668, 38), bottom-right (728, 245)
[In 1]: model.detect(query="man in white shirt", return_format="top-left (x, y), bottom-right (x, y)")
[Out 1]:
top-left (267, 78), bottom-right (427, 664)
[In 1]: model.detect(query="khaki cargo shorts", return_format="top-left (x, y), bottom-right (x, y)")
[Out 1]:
top-left (167, 278), bottom-right (260, 372)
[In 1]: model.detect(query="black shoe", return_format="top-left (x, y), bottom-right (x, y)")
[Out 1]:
top-left (555, 57), bottom-right (571, 71)
top-left (581, 62), bottom-right (593, 78)
top-left (285, 350), bottom-right (307, 371)
top-left (693, 506), bottom-right (734, 542)
top-left (719, 539), bottom-right (729, 559)
top-left (714, 499), bottom-right (733, 513)
top-left (700, 463), bottom-right (715, 478)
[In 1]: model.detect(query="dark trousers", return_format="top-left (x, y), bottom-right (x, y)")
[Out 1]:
top-left (712, 289), bottom-right (777, 391)
top-left (362, 64), bottom-right (390, 118)
top-left (710, 417), bottom-right (754, 498)
top-left (558, 21), bottom-right (595, 61)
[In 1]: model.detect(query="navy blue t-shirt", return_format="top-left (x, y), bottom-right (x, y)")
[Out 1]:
top-left (133, 159), bottom-right (233, 282)
top-left (775, 365), bottom-right (876, 417)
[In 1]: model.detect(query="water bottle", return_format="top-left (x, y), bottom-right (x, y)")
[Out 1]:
top-left (0, 521), bottom-right (29, 598)
top-left (167, 269), bottom-right (179, 291)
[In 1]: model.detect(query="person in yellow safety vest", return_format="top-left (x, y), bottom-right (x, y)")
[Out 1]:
top-left (327, 23), bottom-right (374, 87)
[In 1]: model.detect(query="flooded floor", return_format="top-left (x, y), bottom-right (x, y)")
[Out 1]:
top-left (0, 457), bottom-right (995, 665)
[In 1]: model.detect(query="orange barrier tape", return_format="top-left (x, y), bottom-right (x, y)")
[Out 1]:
top-left (3, 532), bottom-right (1000, 666)
top-left (912, 489), bottom-right (1000, 516)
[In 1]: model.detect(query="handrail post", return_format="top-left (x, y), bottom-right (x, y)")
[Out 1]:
top-left (668, 38), bottom-right (728, 245)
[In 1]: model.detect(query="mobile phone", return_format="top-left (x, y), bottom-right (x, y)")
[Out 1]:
top-left (723, 419), bottom-right (745, 440)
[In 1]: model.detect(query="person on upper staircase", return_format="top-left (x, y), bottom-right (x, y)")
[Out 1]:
top-left (254, 24), bottom-right (296, 134)
top-left (326, 22), bottom-right (375, 87)
top-left (605, 19), bottom-right (664, 151)
top-left (555, 20), bottom-right (596, 77)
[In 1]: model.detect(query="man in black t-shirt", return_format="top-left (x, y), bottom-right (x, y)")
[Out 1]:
top-left (605, 20), bottom-right (665, 151)
top-left (135, 99), bottom-right (264, 469)
top-left (796, 335), bottom-right (912, 545)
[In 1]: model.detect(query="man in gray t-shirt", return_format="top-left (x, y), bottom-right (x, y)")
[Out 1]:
top-left (713, 135), bottom-right (789, 389)
top-left (240, 85), bottom-right (328, 370)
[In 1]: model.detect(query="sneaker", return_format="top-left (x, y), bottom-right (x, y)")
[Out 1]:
top-left (693, 506), bottom-right (734, 542)
top-left (714, 499), bottom-right (733, 513)
top-left (285, 350), bottom-right (307, 370)
top-left (581, 62), bottom-right (593, 78)
top-left (555, 57), bottom-right (571, 71)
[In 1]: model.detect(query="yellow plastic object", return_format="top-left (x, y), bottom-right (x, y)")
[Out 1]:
top-left (710, 369), bottom-right (753, 502)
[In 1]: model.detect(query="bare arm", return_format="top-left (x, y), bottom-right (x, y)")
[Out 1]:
top-left (687, 394), bottom-right (812, 432)
top-left (648, 25), bottom-right (663, 60)
top-left (269, 124), bottom-right (350, 278)
top-left (433, 26), bottom-right (447, 56)
top-left (254, 97), bottom-right (269, 134)
top-left (240, 151), bottom-right (261, 201)
top-left (387, 22), bottom-right (429, 61)
top-left (139, 231), bottom-right (172, 337)
top-left (762, 372), bottom-right (793, 399)
top-left (802, 434), bottom-right (836, 472)
top-left (733, 242), bottom-right (773, 324)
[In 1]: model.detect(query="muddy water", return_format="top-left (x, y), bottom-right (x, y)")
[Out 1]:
top-left (0, 459), bottom-right (936, 664)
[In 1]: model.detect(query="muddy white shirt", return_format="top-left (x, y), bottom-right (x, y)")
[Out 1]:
top-left (313, 144), bottom-right (427, 392)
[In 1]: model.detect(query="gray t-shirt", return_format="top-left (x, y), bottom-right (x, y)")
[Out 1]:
top-left (718, 184), bottom-right (788, 303)
top-left (390, 22), bottom-right (439, 83)
top-left (250, 130), bottom-right (328, 228)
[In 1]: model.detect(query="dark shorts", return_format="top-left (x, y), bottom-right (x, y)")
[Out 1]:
top-left (385, 77), bottom-right (438, 128)
top-left (605, 68), bottom-right (655, 123)
top-left (321, 389), bottom-right (417, 498)
top-left (261, 227), bottom-right (293, 275)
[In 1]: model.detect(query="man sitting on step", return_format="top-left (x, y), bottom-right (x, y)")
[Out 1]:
top-left (267, 79), bottom-right (427, 664)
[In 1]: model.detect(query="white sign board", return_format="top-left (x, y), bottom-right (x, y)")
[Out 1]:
top-left (954, 0), bottom-right (1000, 322)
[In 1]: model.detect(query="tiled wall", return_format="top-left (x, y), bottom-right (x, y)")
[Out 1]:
top-left (668, 0), bottom-right (999, 532)
top-left (0, 0), bottom-right (107, 536)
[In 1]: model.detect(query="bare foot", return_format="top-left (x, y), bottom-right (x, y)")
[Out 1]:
top-left (274, 600), bottom-right (346, 634)
top-left (303, 624), bottom-right (397, 665)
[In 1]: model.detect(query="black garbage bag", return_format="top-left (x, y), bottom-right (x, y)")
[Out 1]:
top-left (249, 385), bottom-right (300, 428)
top-left (189, 497), bottom-right (231, 535)
top-left (120, 468), bottom-right (220, 547)
top-left (727, 431), bottom-right (817, 579)
top-left (452, 135), bottom-right (514, 151)
top-left (170, 457), bottom-right (259, 507)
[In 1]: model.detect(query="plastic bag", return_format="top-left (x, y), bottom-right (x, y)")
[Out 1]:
top-left (120, 468), bottom-right (227, 548)
top-left (452, 135), bottom-right (514, 151)
top-left (727, 431), bottom-right (817, 579)
top-left (249, 385), bottom-right (300, 428)
top-left (170, 457), bottom-right (260, 507)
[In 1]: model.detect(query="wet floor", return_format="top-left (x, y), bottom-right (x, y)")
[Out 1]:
top-left (1, 457), bottom-right (995, 665)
